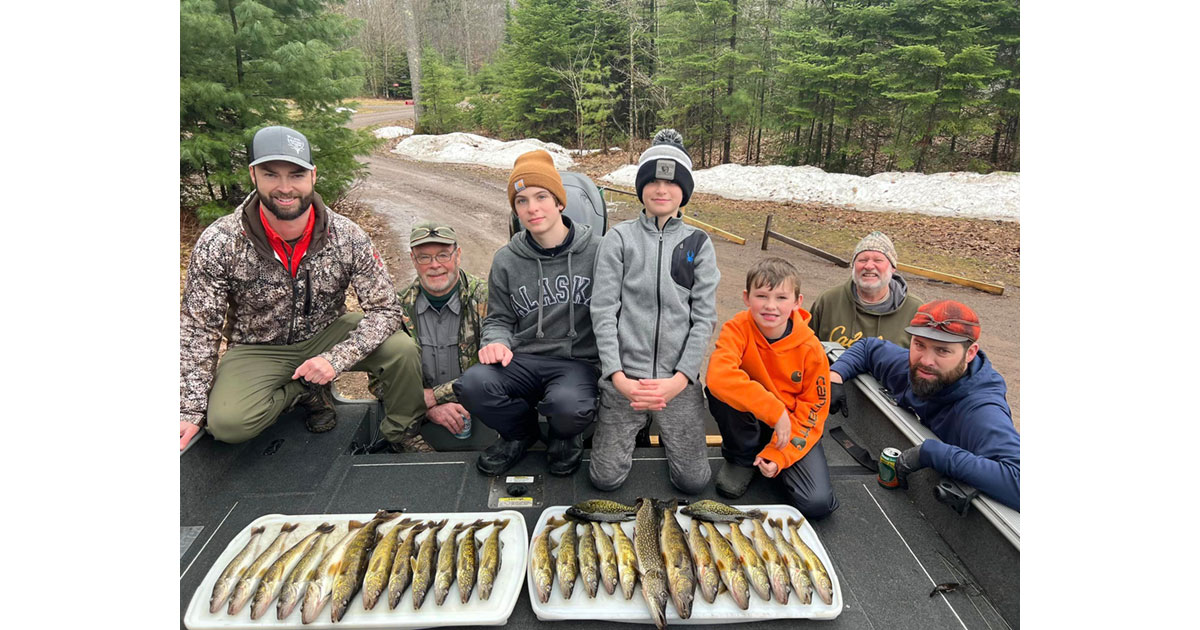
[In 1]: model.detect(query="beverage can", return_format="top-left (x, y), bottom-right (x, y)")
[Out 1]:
top-left (453, 414), bottom-right (472, 440)
top-left (878, 447), bottom-right (901, 488)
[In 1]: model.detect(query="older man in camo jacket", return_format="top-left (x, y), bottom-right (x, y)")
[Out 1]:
top-left (179, 126), bottom-right (426, 452)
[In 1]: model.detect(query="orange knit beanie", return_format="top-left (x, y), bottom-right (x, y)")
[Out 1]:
top-left (507, 150), bottom-right (567, 212)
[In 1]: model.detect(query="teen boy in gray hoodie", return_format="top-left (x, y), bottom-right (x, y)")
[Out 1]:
top-left (454, 150), bottom-right (601, 477)
top-left (588, 129), bottom-right (720, 494)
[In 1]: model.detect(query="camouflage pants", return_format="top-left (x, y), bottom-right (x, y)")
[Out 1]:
top-left (206, 313), bottom-right (425, 444)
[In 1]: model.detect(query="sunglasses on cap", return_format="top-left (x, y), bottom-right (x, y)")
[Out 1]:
top-left (410, 225), bottom-right (456, 241)
top-left (413, 246), bottom-right (457, 265)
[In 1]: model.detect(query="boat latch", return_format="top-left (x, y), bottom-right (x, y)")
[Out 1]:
top-left (934, 480), bottom-right (979, 516)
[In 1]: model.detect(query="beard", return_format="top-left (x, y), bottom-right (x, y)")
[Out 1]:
top-left (909, 355), bottom-right (968, 399)
top-left (258, 189), bottom-right (313, 221)
top-left (853, 267), bottom-right (893, 295)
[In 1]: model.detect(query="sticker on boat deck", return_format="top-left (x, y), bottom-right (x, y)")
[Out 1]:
top-left (498, 497), bottom-right (534, 507)
top-left (488, 473), bottom-right (544, 509)
top-left (506, 475), bottom-right (535, 484)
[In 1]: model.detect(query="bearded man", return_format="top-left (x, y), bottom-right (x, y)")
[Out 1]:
top-left (827, 300), bottom-right (1020, 510)
top-left (179, 126), bottom-right (425, 451)
top-left (808, 231), bottom-right (923, 348)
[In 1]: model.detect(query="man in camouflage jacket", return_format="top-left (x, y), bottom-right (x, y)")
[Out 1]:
top-left (394, 221), bottom-right (488, 448)
top-left (179, 126), bottom-right (426, 451)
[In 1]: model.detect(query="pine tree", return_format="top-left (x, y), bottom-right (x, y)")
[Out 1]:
top-left (181, 0), bottom-right (379, 222)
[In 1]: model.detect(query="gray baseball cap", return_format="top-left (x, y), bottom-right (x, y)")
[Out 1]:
top-left (249, 126), bottom-right (314, 170)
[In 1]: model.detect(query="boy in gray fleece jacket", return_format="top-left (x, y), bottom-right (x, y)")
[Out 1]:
top-left (455, 150), bottom-right (601, 478)
top-left (588, 129), bottom-right (720, 494)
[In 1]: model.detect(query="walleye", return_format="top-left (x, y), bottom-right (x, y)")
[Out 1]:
top-left (700, 521), bottom-right (750, 610)
top-left (531, 516), bottom-right (567, 604)
top-left (633, 498), bottom-right (669, 630)
top-left (456, 519), bottom-right (493, 604)
top-left (566, 499), bottom-right (638, 522)
top-left (477, 519), bottom-right (510, 601)
top-left (330, 511), bottom-right (403, 622)
top-left (749, 516), bottom-right (790, 605)
top-left (251, 523), bottom-right (332, 620)
top-left (686, 518), bottom-right (720, 605)
top-left (229, 522), bottom-right (299, 615)
top-left (679, 500), bottom-right (766, 523)
top-left (555, 519), bottom-right (580, 599)
top-left (410, 519), bottom-right (449, 610)
top-left (577, 517), bottom-right (600, 598)
top-left (659, 500), bottom-right (696, 619)
top-left (769, 517), bottom-right (812, 605)
top-left (591, 521), bottom-right (619, 596)
top-left (728, 520), bottom-right (771, 601)
top-left (787, 517), bottom-right (834, 605)
top-left (434, 521), bottom-right (474, 606)
top-left (610, 521), bottom-right (639, 600)
top-left (301, 520), bottom-right (366, 624)
top-left (277, 524), bottom-right (336, 620)
top-left (210, 525), bottom-right (265, 614)
top-left (362, 518), bottom-right (420, 611)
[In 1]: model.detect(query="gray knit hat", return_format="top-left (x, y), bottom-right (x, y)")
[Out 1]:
top-left (852, 231), bottom-right (898, 268)
top-left (635, 129), bottom-right (695, 207)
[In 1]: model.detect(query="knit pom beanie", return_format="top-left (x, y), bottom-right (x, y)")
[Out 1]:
top-left (635, 128), bottom-right (695, 207)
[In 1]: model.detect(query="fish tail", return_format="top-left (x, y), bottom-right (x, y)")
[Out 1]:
top-left (750, 510), bottom-right (767, 521)
top-left (317, 522), bottom-right (335, 533)
top-left (348, 520), bottom-right (366, 531)
top-left (493, 518), bottom-right (510, 530)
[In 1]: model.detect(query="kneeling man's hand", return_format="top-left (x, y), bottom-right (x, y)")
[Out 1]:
top-left (753, 456), bottom-right (779, 478)
top-left (427, 403), bottom-right (469, 435)
top-left (478, 343), bottom-right (513, 366)
top-left (180, 421), bottom-right (200, 451)
top-left (293, 356), bottom-right (336, 385)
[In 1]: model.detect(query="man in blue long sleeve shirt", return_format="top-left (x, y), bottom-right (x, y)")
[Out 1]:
top-left (828, 299), bottom-right (1020, 510)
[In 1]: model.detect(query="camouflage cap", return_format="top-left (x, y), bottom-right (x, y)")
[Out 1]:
top-left (410, 220), bottom-right (457, 247)
top-left (905, 300), bottom-right (981, 343)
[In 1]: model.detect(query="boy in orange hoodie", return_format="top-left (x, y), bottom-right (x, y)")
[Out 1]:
top-left (705, 257), bottom-right (839, 519)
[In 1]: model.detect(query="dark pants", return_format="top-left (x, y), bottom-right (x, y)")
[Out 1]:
top-left (706, 387), bottom-right (839, 520)
top-left (454, 353), bottom-right (599, 441)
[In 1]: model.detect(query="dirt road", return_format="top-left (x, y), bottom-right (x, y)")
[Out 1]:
top-left (351, 150), bottom-right (1021, 429)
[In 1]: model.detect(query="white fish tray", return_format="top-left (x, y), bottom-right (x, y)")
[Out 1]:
top-left (184, 510), bottom-right (527, 629)
top-left (527, 503), bottom-right (842, 624)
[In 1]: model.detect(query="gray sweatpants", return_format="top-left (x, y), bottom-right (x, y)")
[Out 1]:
top-left (588, 379), bottom-right (712, 494)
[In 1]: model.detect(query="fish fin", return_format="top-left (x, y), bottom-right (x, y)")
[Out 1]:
top-left (281, 522), bottom-right (300, 533)
top-left (751, 510), bottom-right (767, 522)
top-left (251, 525), bottom-right (266, 535)
top-left (348, 520), bottom-right (366, 530)
top-left (317, 522), bottom-right (335, 533)
top-left (494, 518), bottom-right (510, 531)
top-left (410, 556), bottom-right (418, 571)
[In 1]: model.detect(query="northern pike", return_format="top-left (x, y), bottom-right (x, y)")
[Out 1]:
top-left (633, 498), bottom-right (669, 630)
top-left (769, 517), bottom-right (812, 605)
top-left (749, 515), bottom-right (790, 605)
top-left (566, 499), bottom-right (638, 522)
top-left (301, 520), bottom-right (366, 624)
top-left (700, 521), bottom-right (750, 610)
top-left (679, 500), bottom-right (766, 523)
top-left (591, 521), bottom-right (619, 596)
top-left (362, 518), bottom-right (420, 611)
top-left (410, 519), bottom-right (449, 610)
top-left (277, 524), bottom-right (336, 620)
top-left (577, 517), bottom-right (600, 598)
top-left (610, 521), bottom-right (639, 600)
top-left (210, 525), bottom-right (265, 614)
top-left (457, 519), bottom-right (494, 604)
top-left (478, 519), bottom-right (509, 601)
top-left (555, 518), bottom-right (580, 599)
top-left (728, 519), bottom-right (771, 601)
top-left (251, 523), bottom-right (332, 620)
top-left (787, 517), bottom-right (833, 605)
top-left (531, 516), bottom-right (567, 603)
top-left (229, 522), bottom-right (299, 615)
top-left (686, 518), bottom-right (720, 605)
top-left (330, 511), bottom-right (403, 622)
top-left (659, 500), bottom-right (696, 619)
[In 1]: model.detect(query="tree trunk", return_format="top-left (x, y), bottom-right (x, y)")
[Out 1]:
top-left (400, 0), bottom-right (421, 126)
top-left (991, 125), bottom-right (1001, 163)
top-left (227, 1), bottom-right (244, 86)
top-left (722, 0), bottom-right (738, 164)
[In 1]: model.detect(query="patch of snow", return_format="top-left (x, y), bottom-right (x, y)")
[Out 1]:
top-left (374, 126), bottom-right (414, 139)
top-left (392, 132), bottom-right (576, 169)
top-left (335, 106), bottom-right (357, 113)
top-left (602, 163), bottom-right (1019, 222)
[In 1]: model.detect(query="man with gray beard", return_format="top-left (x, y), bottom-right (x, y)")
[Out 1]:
top-left (179, 126), bottom-right (426, 451)
top-left (826, 300), bottom-right (1020, 510)
top-left (808, 231), bottom-right (922, 349)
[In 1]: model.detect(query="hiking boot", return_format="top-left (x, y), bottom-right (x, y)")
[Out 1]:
top-left (476, 435), bottom-right (538, 476)
top-left (295, 382), bottom-right (338, 433)
top-left (634, 418), bottom-right (653, 447)
top-left (547, 434), bottom-right (585, 477)
top-left (390, 432), bottom-right (436, 453)
top-left (715, 461), bottom-right (755, 499)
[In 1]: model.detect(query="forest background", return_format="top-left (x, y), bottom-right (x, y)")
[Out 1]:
top-left (181, 0), bottom-right (1019, 220)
